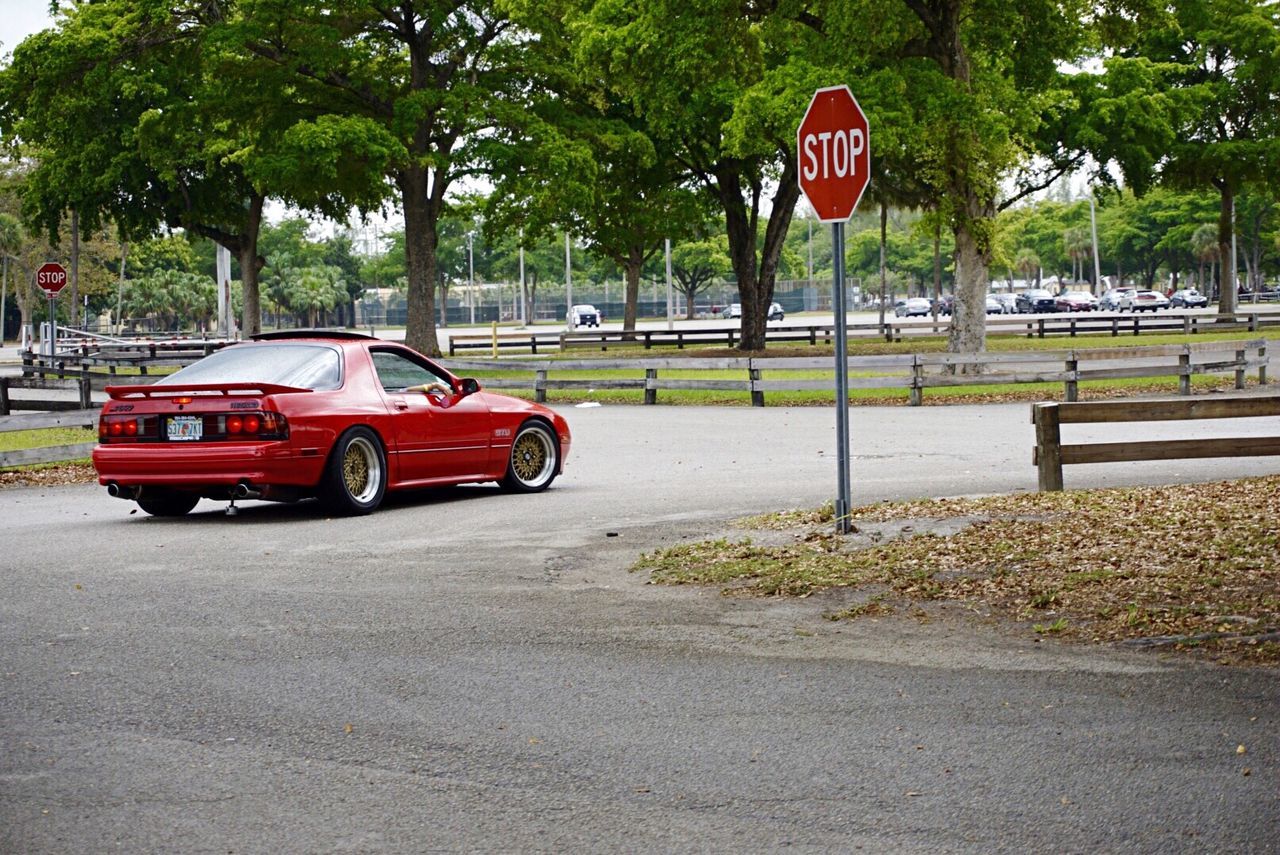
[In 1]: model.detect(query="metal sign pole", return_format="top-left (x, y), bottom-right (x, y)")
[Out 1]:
top-left (47, 294), bottom-right (56, 357)
top-left (832, 222), bottom-right (852, 533)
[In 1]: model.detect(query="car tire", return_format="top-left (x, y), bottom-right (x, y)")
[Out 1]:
top-left (320, 427), bottom-right (387, 515)
top-left (136, 488), bottom-right (200, 517)
top-left (501, 420), bottom-right (559, 493)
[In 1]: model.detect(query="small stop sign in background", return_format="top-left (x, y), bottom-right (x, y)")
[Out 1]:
top-left (37, 261), bottom-right (68, 298)
top-left (797, 85), bottom-right (870, 223)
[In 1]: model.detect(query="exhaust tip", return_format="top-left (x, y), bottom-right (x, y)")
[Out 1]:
top-left (233, 482), bottom-right (263, 500)
top-left (106, 483), bottom-right (138, 500)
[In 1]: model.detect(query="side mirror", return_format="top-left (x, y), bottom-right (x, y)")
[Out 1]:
top-left (458, 378), bottom-right (481, 396)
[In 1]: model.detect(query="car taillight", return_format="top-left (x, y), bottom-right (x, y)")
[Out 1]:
top-left (99, 415), bottom-right (156, 442)
top-left (216, 411), bottom-right (287, 440)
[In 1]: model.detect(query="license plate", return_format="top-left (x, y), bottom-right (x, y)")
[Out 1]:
top-left (168, 415), bottom-right (202, 441)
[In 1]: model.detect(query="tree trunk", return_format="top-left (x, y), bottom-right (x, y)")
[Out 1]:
top-left (237, 194), bottom-right (266, 338)
top-left (716, 157), bottom-right (799, 351)
top-left (398, 165), bottom-right (442, 357)
top-left (622, 246), bottom-right (643, 335)
top-left (946, 190), bottom-right (994, 356)
top-left (1216, 183), bottom-right (1238, 316)
top-left (439, 282), bottom-right (450, 327)
top-left (69, 209), bottom-right (80, 327)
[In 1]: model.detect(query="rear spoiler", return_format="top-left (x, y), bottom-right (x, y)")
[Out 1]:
top-left (106, 382), bottom-right (313, 399)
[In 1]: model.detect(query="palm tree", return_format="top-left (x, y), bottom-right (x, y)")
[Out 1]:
top-left (1063, 227), bottom-right (1091, 287)
top-left (1014, 248), bottom-right (1041, 291)
top-left (287, 266), bottom-right (347, 328)
top-left (1191, 224), bottom-right (1219, 297)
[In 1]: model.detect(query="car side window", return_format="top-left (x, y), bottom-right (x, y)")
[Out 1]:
top-left (371, 351), bottom-right (449, 392)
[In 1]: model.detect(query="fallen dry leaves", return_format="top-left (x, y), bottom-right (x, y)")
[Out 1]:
top-left (0, 462), bottom-right (97, 489)
top-left (636, 475), bottom-right (1280, 665)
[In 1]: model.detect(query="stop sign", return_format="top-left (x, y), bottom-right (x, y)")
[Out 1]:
top-left (36, 262), bottom-right (68, 298)
top-left (797, 85), bottom-right (870, 223)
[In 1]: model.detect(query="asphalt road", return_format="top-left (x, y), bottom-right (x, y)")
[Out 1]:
top-left (1, 403), bottom-right (1277, 853)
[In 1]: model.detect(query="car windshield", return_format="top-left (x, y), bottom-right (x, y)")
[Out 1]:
top-left (158, 344), bottom-right (343, 390)
top-left (1027, 290), bottom-right (1052, 298)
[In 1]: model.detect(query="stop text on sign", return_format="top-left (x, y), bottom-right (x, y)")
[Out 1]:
top-left (800, 128), bottom-right (866, 182)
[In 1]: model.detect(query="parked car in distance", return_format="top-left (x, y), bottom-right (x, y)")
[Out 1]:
top-left (1132, 290), bottom-right (1169, 312)
top-left (1055, 290), bottom-right (1099, 312)
top-left (568, 304), bottom-right (601, 327)
top-left (1016, 289), bottom-right (1057, 313)
top-left (767, 302), bottom-right (785, 321)
top-left (985, 295), bottom-right (1005, 314)
top-left (934, 294), bottom-right (955, 315)
top-left (92, 331), bottom-right (571, 517)
top-left (895, 297), bottom-right (932, 318)
top-left (1099, 288), bottom-right (1136, 311)
top-left (723, 303), bottom-right (742, 319)
top-left (1169, 289), bottom-right (1208, 308)
top-left (991, 293), bottom-right (1017, 314)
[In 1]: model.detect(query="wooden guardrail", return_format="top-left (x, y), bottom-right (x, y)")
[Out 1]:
top-left (1031, 396), bottom-right (1280, 491)
top-left (0, 376), bottom-right (93, 413)
top-left (445, 310), bottom-right (1279, 354)
top-left (442, 338), bottom-right (1269, 406)
top-left (0, 407), bottom-right (98, 469)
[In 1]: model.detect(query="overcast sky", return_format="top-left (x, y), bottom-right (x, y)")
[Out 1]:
top-left (0, 1), bottom-right (56, 60)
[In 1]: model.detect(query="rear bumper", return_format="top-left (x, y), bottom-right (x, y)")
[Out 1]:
top-left (93, 441), bottom-right (325, 489)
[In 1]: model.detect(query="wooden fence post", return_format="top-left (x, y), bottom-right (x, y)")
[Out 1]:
top-left (534, 369), bottom-right (547, 403)
top-left (909, 354), bottom-right (924, 406)
top-left (1032, 403), bottom-right (1064, 492)
top-left (1236, 348), bottom-right (1247, 389)
top-left (1064, 353), bottom-right (1078, 402)
top-left (749, 361), bottom-right (764, 407)
top-left (0, 377), bottom-right (9, 416)
top-left (644, 369), bottom-right (657, 406)
top-left (1259, 343), bottom-right (1268, 386)
top-left (1178, 347), bottom-right (1192, 395)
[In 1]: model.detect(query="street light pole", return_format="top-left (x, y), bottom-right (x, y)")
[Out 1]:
top-left (1088, 197), bottom-right (1102, 292)
top-left (467, 232), bottom-right (475, 325)
top-left (518, 228), bottom-right (527, 327)
top-left (665, 238), bottom-right (674, 331)
top-left (564, 232), bottom-right (573, 330)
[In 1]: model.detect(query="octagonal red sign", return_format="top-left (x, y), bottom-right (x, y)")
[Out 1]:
top-left (797, 85), bottom-right (870, 223)
top-left (36, 262), bottom-right (68, 298)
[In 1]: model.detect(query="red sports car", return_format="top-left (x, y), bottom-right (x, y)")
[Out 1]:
top-left (92, 331), bottom-right (571, 516)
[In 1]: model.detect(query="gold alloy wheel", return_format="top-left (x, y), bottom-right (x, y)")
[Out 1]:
top-left (342, 436), bottom-right (382, 503)
top-left (510, 426), bottom-right (554, 487)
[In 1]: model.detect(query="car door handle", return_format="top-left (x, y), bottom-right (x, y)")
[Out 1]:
top-left (394, 400), bottom-right (409, 411)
